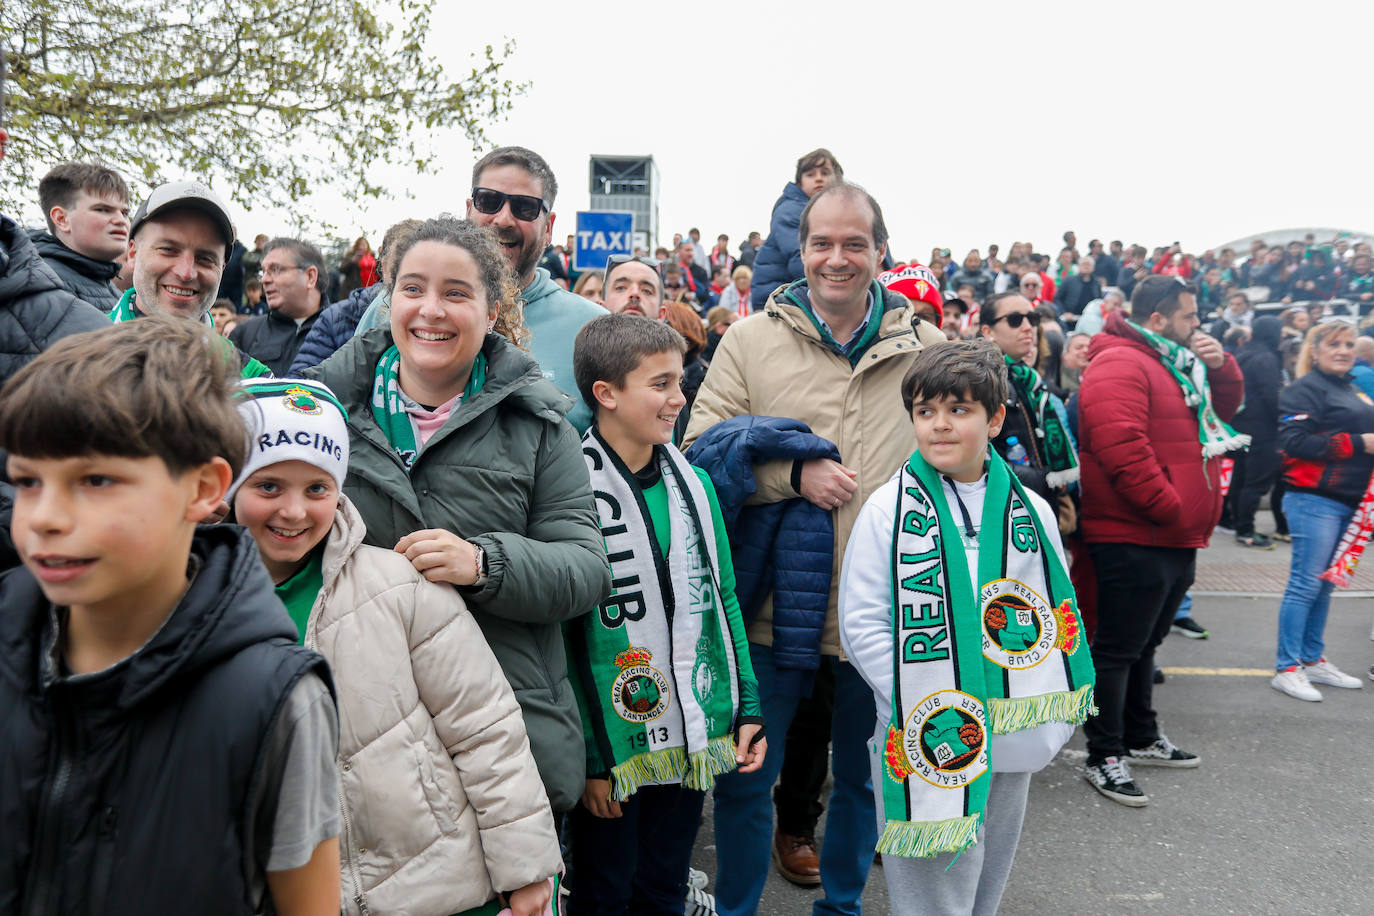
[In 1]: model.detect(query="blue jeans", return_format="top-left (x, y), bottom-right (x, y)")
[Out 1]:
top-left (712, 646), bottom-right (877, 916)
top-left (1276, 491), bottom-right (1355, 670)
top-left (1175, 592), bottom-right (1193, 621)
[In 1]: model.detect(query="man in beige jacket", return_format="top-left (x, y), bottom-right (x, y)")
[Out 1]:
top-left (683, 182), bottom-right (944, 916)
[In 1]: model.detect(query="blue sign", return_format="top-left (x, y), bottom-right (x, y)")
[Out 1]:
top-left (574, 211), bottom-right (635, 271)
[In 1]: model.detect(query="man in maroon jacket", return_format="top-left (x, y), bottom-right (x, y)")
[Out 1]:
top-left (1077, 275), bottom-right (1245, 807)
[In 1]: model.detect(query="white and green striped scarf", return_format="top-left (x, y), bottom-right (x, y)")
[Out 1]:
top-left (572, 429), bottom-right (743, 801)
top-left (1126, 318), bottom-right (1250, 458)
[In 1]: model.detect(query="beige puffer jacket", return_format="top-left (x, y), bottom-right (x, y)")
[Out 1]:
top-left (304, 497), bottom-right (563, 916)
top-left (684, 283), bottom-right (945, 657)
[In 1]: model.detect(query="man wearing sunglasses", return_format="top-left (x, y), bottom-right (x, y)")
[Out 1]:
top-left (465, 146), bottom-right (606, 433)
top-left (980, 292), bottom-right (1073, 509)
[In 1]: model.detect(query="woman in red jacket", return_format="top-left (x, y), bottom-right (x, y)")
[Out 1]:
top-left (1270, 320), bottom-right (1374, 701)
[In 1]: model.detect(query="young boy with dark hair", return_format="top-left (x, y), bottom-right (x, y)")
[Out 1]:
top-left (839, 340), bottom-right (1094, 915)
top-left (567, 313), bottom-right (766, 913)
top-left (0, 315), bottom-right (340, 915)
top-left (33, 161), bottom-right (131, 313)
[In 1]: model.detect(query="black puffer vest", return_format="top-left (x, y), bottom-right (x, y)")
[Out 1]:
top-left (0, 525), bottom-right (332, 915)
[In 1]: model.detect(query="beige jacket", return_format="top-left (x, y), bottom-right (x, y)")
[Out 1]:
top-left (304, 497), bottom-right (563, 916)
top-left (684, 283), bottom-right (944, 657)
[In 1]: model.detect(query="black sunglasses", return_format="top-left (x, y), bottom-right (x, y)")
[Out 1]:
top-left (989, 311), bottom-right (1041, 329)
top-left (470, 187), bottom-right (548, 222)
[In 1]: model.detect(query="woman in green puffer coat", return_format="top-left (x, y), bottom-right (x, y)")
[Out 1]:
top-left (309, 217), bottom-right (611, 814)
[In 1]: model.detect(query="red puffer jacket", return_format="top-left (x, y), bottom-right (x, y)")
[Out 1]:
top-left (1077, 311), bottom-right (1245, 548)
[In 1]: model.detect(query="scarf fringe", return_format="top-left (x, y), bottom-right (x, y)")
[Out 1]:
top-left (609, 735), bottom-right (738, 801)
top-left (876, 814), bottom-right (981, 858)
top-left (1045, 467), bottom-right (1080, 488)
top-left (987, 684), bottom-right (1096, 734)
top-left (1202, 432), bottom-right (1251, 459)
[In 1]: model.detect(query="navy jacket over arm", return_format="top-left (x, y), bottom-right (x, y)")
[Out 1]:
top-left (686, 415), bottom-right (838, 695)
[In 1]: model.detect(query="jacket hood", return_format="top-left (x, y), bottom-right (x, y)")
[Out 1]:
top-left (319, 495), bottom-right (369, 591)
top-left (1246, 315), bottom-right (1283, 352)
top-left (780, 182), bottom-right (809, 204)
top-left (0, 216), bottom-right (68, 303)
top-left (28, 230), bottom-right (120, 282)
top-left (0, 524), bottom-right (297, 708)
top-left (520, 267), bottom-right (563, 308)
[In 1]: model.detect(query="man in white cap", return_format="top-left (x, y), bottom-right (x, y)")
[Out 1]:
top-left (111, 180), bottom-right (269, 377)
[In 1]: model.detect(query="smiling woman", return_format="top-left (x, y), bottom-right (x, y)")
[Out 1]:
top-left (307, 216), bottom-right (612, 814)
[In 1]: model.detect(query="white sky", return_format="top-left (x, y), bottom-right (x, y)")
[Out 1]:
top-left (239, 0), bottom-right (1374, 260)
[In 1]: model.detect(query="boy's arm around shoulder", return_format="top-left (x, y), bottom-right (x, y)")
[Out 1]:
top-left (684, 321), bottom-right (799, 505)
top-left (406, 575), bottom-right (563, 892)
top-left (837, 478), bottom-right (901, 712)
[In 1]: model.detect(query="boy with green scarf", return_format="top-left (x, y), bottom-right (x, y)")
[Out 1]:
top-left (839, 341), bottom-right (1094, 914)
top-left (567, 314), bottom-right (765, 913)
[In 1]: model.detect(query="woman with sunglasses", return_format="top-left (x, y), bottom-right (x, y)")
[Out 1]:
top-left (309, 216), bottom-right (612, 817)
top-left (1271, 319), bottom-right (1374, 701)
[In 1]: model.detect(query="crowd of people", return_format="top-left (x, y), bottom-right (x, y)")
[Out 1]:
top-left (2, 144), bottom-right (1373, 916)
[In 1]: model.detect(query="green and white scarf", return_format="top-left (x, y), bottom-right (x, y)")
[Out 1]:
top-left (1126, 319), bottom-right (1250, 458)
top-left (573, 430), bottom-right (742, 801)
top-left (878, 450), bottom-right (1095, 858)
top-left (1003, 355), bottom-right (1079, 487)
top-left (370, 343), bottom-right (486, 472)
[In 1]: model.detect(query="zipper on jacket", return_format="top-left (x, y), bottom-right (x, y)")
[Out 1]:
top-left (24, 695), bottom-right (76, 916)
top-left (338, 781), bottom-right (368, 914)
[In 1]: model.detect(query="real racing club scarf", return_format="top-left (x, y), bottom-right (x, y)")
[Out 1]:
top-left (1003, 355), bottom-right (1079, 487)
top-left (370, 343), bottom-right (485, 472)
top-left (1125, 318), bottom-right (1250, 459)
top-left (879, 449), bottom-right (1095, 858)
top-left (572, 429), bottom-right (743, 801)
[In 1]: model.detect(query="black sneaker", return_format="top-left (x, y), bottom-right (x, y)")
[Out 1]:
top-left (1153, 666), bottom-right (1166, 684)
top-left (1170, 616), bottom-right (1209, 639)
top-left (1084, 756), bottom-right (1148, 807)
top-left (1126, 734), bottom-right (1200, 768)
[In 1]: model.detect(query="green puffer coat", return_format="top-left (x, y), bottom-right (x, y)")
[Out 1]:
top-left (309, 327), bottom-right (612, 812)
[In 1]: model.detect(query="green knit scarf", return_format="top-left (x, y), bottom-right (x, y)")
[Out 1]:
top-left (1125, 319), bottom-right (1250, 458)
top-left (369, 343), bottom-right (485, 472)
top-left (1003, 355), bottom-right (1079, 487)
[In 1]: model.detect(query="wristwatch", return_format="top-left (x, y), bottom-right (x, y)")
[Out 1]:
top-left (471, 542), bottom-right (489, 587)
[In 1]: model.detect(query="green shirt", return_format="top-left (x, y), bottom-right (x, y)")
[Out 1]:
top-left (110, 288), bottom-right (273, 379)
top-left (274, 550), bottom-right (324, 644)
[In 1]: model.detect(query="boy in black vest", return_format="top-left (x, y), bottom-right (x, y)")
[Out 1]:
top-left (0, 315), bottom-right (340, 915)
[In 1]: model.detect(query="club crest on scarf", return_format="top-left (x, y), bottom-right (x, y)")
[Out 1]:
top-left (980, 579), bottom-right (1060, 670)
top-left (611, 647), bottom-right (672, 723)
top-left (888, 690), bottom-right (989, 789)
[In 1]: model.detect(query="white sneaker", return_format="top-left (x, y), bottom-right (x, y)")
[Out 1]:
top-left (1272, 666), bottom-right (1322, 702)
top-left (686, 867), bottom-right (709, 891)
top-left (1304, 658), bottom-right (1364, 689)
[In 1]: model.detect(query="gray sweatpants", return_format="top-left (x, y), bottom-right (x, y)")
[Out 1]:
top-left (868, 721), bottom-right (1031, 916)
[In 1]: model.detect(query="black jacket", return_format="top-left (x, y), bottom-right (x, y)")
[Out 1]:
top-left (0, 216), bottom-right (112, 572)
top-left (230, 306), bottom-right (323, 377)
top-left (0, 525), bottom-right (332, 915)
top-left (992, 373), bottom-right (1055, 503)
top-left (1054, 274), bottom-right (1102, 315)
top-left (1233, 316), bottom-right (1283, 444)
top-left (1279, 368), bottom-right (1374, 506)
top-left (27, 231), bottom-right (121, 313)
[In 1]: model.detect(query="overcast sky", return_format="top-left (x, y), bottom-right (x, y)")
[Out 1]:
top-left (240, 0), bottom-right (1374, 260)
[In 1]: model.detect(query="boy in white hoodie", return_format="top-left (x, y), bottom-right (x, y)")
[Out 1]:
top-left (230, 378), bottom-right (562, 916)
top-left (838, 341), bottom-right (1095, 916)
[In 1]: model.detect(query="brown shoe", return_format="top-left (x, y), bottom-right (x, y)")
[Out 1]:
top-left (772, 829), bottom-right (821, 886)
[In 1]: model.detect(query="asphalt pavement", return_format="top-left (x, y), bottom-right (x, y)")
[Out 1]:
top-left (690, 531), bottom-right (1374, 915)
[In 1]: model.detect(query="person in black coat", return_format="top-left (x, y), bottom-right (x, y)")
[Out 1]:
top-left (1229, 316), bottom-right (1284, 547)
top-left (1053, 256), bottom-right (1103, 316)
top-left (0, 214), bottom-right (113, 571)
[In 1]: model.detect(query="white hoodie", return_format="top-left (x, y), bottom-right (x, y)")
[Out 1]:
top-left (838, 470), bottom-right (1074, 772)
